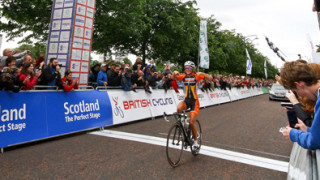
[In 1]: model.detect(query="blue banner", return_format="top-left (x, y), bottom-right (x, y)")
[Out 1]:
top-left (0, 90), bottom-right (113, 148)
top-left (46, 90), bottom-right (112, 136)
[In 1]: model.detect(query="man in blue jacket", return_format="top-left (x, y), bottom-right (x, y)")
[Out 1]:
top-left (281, 61), bottom-right (320, 150)
top-left (121, 69), bottom-right (136, 91)
top-left (97, 64), bottom-right (108, 86)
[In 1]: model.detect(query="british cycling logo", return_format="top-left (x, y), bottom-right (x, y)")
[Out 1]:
top-left (112, 97), bottom-right (124, 118)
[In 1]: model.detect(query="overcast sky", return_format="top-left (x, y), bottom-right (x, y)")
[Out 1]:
top-left (1, 0), bottom-right (319, 68)
top-left (193, 0), bottom-right (320, 68)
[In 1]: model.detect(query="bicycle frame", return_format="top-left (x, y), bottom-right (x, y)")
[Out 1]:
top-left (172, 112), bottom-right (193, 149)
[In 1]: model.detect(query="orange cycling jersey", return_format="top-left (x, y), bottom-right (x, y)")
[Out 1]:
top-left (176, 73), bottom-right (205, 100)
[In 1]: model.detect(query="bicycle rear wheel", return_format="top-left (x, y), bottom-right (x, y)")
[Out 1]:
top-left (166, 124), bottom-right (184, 167)
top-left (191, 120), bottom-right (202, 156)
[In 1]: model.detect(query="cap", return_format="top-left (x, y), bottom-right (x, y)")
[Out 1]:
top-left (101, 64), bottom-right (107, 67)
top-left (125, 64), bottom-right (130, 69)
top-left (127, 69), bottom-right (133, 74)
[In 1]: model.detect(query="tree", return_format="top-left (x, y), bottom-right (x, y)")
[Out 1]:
top-left (0, 0), bottom-right (52, 43)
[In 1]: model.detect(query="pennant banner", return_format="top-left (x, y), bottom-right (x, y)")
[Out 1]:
top-left (246, 48), bottom-right (252, 75)
top-left (0, 34), bottom-right (2, 52)
top-left (199, 20), bottom-right (209, 69)
top-left (264, 60), bottom-right (268, 79)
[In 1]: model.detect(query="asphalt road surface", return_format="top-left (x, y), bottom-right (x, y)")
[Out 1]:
top-left (0, 94), bottom-right (293, 180)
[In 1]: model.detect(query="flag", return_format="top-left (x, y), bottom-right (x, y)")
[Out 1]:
top-left (199, 20), bottom-right (209, 69)
top-left (264, 60), bottom-right (268, 79)
top-left (246, 48), bottom-right (252, 75)
top-left (0, 34), bottom-right (2, 52)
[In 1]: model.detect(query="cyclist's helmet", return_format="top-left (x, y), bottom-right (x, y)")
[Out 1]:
top-left (184, 61), bottom-right (196, 69)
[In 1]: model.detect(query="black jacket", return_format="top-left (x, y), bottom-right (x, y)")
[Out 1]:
top-left (38, 65), bottom-right (62, 88)
top-left (107, 69), bottom-right (121, 86)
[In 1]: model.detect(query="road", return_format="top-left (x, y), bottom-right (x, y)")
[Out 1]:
top-left (0, 94), bottom-right (292, 180)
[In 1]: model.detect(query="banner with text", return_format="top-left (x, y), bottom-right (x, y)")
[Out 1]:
top-left (0, 91), bottom-right (112, 148)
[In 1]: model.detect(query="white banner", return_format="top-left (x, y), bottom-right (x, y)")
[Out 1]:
top-left (246, 48), bottom-right (252, 75)
top-left (264, 60), bottom-right (268, 79)
top-left (107, 89), bottom-right (176, 125)
top-left (107, 87), bottom-right (264, 125)
top-left (0, 34), bottom-right (3, 53)
top-left (199, 20), bottom-right (209, 69)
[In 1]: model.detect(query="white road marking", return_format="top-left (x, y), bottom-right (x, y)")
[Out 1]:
top-left (89, 130), bottom-right (289, 173)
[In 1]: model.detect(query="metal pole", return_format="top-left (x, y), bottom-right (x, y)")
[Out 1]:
top-left (1, 148), bottom-right (3, 154)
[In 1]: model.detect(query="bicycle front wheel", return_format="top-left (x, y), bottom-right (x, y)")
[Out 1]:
top-left (166, 124), bottom-right (184, 167)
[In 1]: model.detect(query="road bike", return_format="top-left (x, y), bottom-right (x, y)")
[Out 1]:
top-left (164, 111), bottom-right (202, 167)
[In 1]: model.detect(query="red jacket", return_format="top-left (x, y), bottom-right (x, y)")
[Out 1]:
top-left (61, 77), bottom-right (79, 92)
top-left (19, 73), bottom-right (38, 90)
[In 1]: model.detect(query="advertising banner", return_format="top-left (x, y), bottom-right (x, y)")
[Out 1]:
top-left (147, 90), bottom-right (176, 117)
top-left (207, 89), bottom-right (231, 105)
top-left (108, 90), bottom-right (154, 125)
top-left (199, 20), bottom-right (209, 69)
top-left (0, 91), bottom-right (112, 148)
top-left (0, 92), bottom-right (48, 148)
top-left (46, 0), bottom-right (76, 75)
top-left (46, 0), bottom-right (96, 85)
top-left (107, 89), bottom-right (176, 125)
top-left (69, 0), bottom-right (96, 85)
top-left (46, 90), bottom-right (112, 136)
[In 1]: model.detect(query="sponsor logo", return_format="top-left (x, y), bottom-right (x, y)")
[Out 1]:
top-left (123, 98), bottom-right (173, 110)
top-left (112, 97), bottom-right (124, 118)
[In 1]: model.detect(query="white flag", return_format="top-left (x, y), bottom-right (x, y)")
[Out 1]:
top-left (199, 20), bottom-right (209, 69)
top-left (246, 48), bottom-right (252, 75)
top-left (264, 60), bottom-right (268, 79)
top-left (0, 34), bottom-right (3, 53)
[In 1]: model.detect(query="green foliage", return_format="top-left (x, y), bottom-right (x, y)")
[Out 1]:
top-left (0, 0), bottom-right (278, 79)
top-left (122, 58), bottom-right (132, 66)
top-left (15, 43), bottom-right (46, 59)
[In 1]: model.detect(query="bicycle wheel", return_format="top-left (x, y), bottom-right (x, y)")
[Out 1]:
top-left (166, 124), bottom-right (184, 167)
top-left (190, 120), bottom-right (202, 156)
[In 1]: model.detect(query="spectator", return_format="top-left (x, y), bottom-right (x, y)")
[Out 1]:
top-left (133, 57), bottom-right (144, 71)
top-left (18, 63), bottom-right (42, 90)
top-left (38, 57), bottom-right (62, 89)
top-left (0, 67), bottom-right (20, 92)
top-left (121, 69), bottom-right (136, 91)
top-left (17, 54), bottom-right (33, 68)
top-left (5, 56), bottom-right (16, 69)
top-left (107, 64), bottom-right (122, 86)
top-left (61, 70), bottom-right (79, 92)
top-left (88, 70), bottom-right (95, 83)
top-left (131, 70), bottom-right (145, 87)
top-left (162, 69), bottom-right (173, 93)
top-left (97, 63), bottom-right (108, 86)
top-left (1, 48), bottom-right (30, 66)
top-left (90, 63), bottom-right (100, 82)
top-left (35, 52), bottom-right (44, 68)
top-left (280, 61), bottom-right (320, 149)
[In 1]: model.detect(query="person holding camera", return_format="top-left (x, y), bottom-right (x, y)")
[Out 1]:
top-left (0, 67), bottom-right (20, 92)
top-left (18, 63), bottom-right (42, 90)
top-left (37, 57), bottom-right (62, 89)
top-left (281, 61), bottom-right (320, 150)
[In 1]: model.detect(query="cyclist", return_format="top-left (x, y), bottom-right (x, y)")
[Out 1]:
top-left (172, 61), bottom-right (213, 150)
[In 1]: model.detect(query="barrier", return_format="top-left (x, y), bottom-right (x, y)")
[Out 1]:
top-left (0, 90), bottom-right (113, 148)
top-left (0, 87), bottom-right (265, 149)
top-left (287, 143), bottom-right (320, 180)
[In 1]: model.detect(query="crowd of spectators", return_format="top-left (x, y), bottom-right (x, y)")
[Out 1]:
top-left (0, 49), bottom-right (273, 94)
top-left (0, 48), bottom-right (78, 92)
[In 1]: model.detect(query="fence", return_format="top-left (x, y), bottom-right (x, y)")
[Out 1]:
top-left (0, 87), bottom-right (265, 151)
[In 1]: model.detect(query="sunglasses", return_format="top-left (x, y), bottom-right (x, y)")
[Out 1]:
top-left (185, 67), bottom-right (193, 70)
